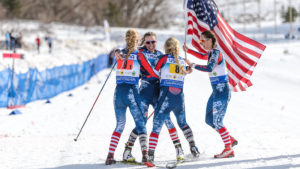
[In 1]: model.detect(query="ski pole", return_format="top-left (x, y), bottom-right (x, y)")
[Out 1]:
top-left (74, 61), bottom-right (117, 142)
top-left (147, 110), bottom-right (155, 120)
top-left (183, 0), bottom-right (188, 59)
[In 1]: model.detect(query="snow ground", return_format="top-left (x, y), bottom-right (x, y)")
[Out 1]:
top-left (1, 21), bottom-right (300, 169)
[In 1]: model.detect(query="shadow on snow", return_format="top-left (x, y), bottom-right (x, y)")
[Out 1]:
top-left (43, 154), bottom-right (300, 169)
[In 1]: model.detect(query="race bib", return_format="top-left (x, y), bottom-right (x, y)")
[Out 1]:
top-left (117, 59), bottom-right (133, 70)
top-left (169, 64), bottom-right (184, 75)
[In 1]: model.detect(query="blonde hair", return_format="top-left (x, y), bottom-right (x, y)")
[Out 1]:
top-left (139, 32), bottom-right (156, 46)
top-left (125, 29), bottom-right (139, 60)
top-left (164, 37), bottom-right (182, 68)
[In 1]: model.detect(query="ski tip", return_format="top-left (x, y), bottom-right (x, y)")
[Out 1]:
top-left (166, 163), bottom-right (176, 169)
top-left (166, 160), bottom-right (183, 169)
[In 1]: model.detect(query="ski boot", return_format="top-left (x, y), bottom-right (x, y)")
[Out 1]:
top-left (148, 149), bottom-right (155, 163)
top-left (231, 136), bottom-right (238, 147)
top-left (214, 146), bottom-right (234, 158)
top-left (175, 144), bottom-right (184, 162)
top-left (143, 150), bottom-right (155, 167)
top-left (105, 153), bottom-right (116, 165)
top-left (190, 142), bottom-right (200, 157)
top-left (123, 143), bottom-right (135, 162)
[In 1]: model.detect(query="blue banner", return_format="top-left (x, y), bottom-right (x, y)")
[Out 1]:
top-left (0, 54), bottom-right (109, 108)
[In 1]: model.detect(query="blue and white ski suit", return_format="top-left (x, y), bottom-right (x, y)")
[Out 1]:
top-left (137, 47), bottom-right (176, 130)
top-left (151, 54), bottom-right (191, 134)
top-left (191, 48), bottom-right (231, 130)
top-left (113, 49), bottom-right (158, 135)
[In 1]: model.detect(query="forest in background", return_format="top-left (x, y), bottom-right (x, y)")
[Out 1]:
top-left (0, 0), bottom-right (299, 29)
top-left (0, 0), bottom-right (180, 28)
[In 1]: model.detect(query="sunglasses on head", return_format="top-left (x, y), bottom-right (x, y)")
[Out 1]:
top-left (145, 40), bottom-right (156, 45)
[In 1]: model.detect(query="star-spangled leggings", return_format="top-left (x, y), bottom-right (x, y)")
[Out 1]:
top-left (151, 86), bottom-right (190, 134)
top-left (205, 82), bottom-right (231, 130)
top-left (113, 83), bottom-right (146, 134)
top-left (137, 80), bottom-right (176, 129)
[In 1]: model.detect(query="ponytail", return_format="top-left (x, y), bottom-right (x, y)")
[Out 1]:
top-left (164, 37), bottom-right (187, 73)
top-left (125, 29), bottom-right (139, 61)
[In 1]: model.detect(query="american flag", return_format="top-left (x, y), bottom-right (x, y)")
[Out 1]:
top-left (185, 0), bottom-right (266, 91)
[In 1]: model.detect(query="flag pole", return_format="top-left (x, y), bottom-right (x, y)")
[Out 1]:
top-left (183, 0), bottom-right (187, 59)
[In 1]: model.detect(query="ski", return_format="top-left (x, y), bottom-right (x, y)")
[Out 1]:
top-left (113, 154), bottom-right (209, 168)
top-left (166, 159), bottom-right (184, 169)
top-left (116, 160), bottom-right (159, 167)
top-left (115, 160), bottom-right (168, 168)
top-left (165, 152), bottom-right (210, 168)
top-left (116, 160), bottom-right (144, 165)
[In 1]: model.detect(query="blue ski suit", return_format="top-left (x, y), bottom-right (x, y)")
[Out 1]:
top-left (113, 48), bottom-right (158, 135)
top-left (191, 49), bottom-right (231, 130)
top-left (137, 47), bottom-right (176, 129)
top-left (151, 54), bottom-right (191, 134)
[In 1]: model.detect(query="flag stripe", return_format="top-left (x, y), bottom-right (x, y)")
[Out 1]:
top-left (215, 17), bottom-right (260, 63)
top-left (216, 15), bottom-right (263, 62)
top-left (225, 61), bottom-right (250, 84)
top-left (213, 28), bottom-right (253, 75)
top-left (217, 14), bottom-right (266, 52)
top-left (215, 24), bottom-right (257, 67)
top-left (214, 24), bottom-right (256, 69)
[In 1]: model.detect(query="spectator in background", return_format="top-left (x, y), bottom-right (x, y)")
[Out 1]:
top-left (9, 31), bottom-right (16, 51)
top-left (16, 32), bottom-right (22, 49)
top-left (14, 32), bottom-right (19, 49)
top-left (36, 36), bottom-right (41, 54)
top-left (47, 36), bottom-right (52, 53)
top-left (5, 32), bottom-right (10, 50)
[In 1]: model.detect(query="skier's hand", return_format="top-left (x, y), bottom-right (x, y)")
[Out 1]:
top-left (184, 58), bottom-right (194, 67)
top-left (185, 66), bottom-right (193, 74)
top-left (182, 43), bottom-right (189, 52)
top-left (114, 49), bottom-right (123, 60)
top-left (179, 65), bottom-right (191, 75)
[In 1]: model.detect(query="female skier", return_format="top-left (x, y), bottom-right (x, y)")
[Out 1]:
top-left (183, 30), bottom-right (238, 158)
top-left (147, 37), bottom-right (200, 164)
top-left (122, 32), bottom-right (185, 162)
top-left (105, 29), bottom-right (158, 165)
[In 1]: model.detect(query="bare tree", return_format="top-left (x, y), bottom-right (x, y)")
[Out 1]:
top-left (3, 0), bottom-right (179, 29)
top-left (80, 0), bottom-right (110, 26)
top-left (0, 4), bottom-right (7, 19)
top-left (103, 0), bottom-right (178, 28)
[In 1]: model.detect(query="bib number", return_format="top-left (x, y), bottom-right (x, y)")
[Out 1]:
top-left (169, 64), bottom-right (184, 75)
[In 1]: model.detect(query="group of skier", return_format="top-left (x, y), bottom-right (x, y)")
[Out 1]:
top-left (105, 28), bottom-right (238, 166)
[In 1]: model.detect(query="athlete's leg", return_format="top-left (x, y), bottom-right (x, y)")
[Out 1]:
top-left (148, 87), bottom-right (171, 162)
top-left (173, 91), bottom-right (200, 157)
top-left (106, 85), bottom-right (127, 164)
top-left (128, 85), bottom-right (150, 162)
top-left (205, 93), bottom-right (215, 129)
top-left (211, 83), bottom-right (234, 158)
